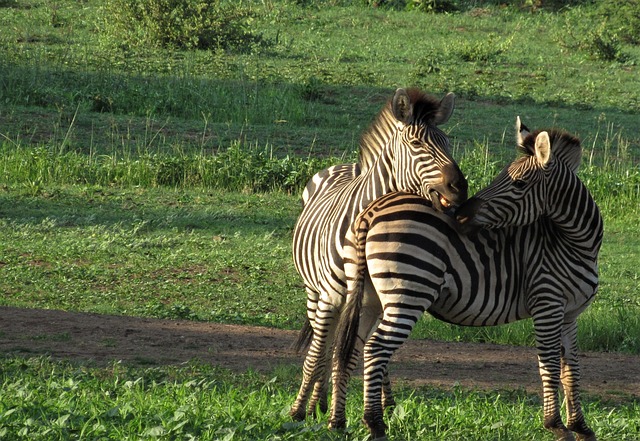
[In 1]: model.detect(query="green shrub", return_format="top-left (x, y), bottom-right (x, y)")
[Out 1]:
top-left (405, 0), bottom-right (458, 13)
top-left (353, 0), bottom-right (589, 11)
top-left (99, 0), bottom-right (268, 52)
top-left (555, 6), bottom-right (635, 64)
top-left (587, 28), bottom-right (629, 63)
top-left (596, 0), bottom-right (640, 45)
top-left (456, 34), bottom-right (513, 63)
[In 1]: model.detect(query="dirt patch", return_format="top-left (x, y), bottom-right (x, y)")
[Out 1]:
top-left (1, 306), bottom-right (638, 400)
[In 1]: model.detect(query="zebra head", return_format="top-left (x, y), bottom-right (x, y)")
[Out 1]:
top-left (456, 117), bottom-right (583, 231)
top-left (391, 88), bottom-right (468, 210)
top-left (361, 88), bottom-right (468, 211)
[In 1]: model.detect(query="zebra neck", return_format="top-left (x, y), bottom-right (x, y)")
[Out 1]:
top-left (358, 103), bottom-right (399, 174)
top-left (355, 152), bottom-right (397, 207)
top-left (547, 179), bottom-right (603, 260)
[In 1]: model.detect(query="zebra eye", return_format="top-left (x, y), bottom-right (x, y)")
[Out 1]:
top-left (410, 139), bottom-right (423, 147)
top-left (513, 179), bottom-right (527, 189)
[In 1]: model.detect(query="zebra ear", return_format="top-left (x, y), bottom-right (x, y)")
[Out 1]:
top-left (516, 116), bottom-right (530, 147)
top-left (433, 92), bottom-right (455, 126)
top-left (391, 88), bottom-right (413, 124)
top-left (534, 131), bottom-right (552, 167)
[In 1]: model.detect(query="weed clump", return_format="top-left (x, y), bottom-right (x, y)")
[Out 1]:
top-left (99, 0), bottom-right (268, 52)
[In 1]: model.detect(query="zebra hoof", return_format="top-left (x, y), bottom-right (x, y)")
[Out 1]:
top-left (552, 430), bottom-right (576, 441)
top-left (569, 422), bottom-right (596, 441)
top-left (365, 421), bottom-right (388, 441)
top-left (328, 417), bottom-right (346, 431)
top-left (289, 407), bottom-right (306, 422)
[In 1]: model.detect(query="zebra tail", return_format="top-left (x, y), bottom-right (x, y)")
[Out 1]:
top-left (292, 318), bottom-right (314, 353)
top-left (334, 214), bottom-right (370, 374)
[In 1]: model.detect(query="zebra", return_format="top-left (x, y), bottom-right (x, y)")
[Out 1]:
top-left (331, 119), bottom-right (602, 441)
top-left (289, 88), bottom-right (469, 421)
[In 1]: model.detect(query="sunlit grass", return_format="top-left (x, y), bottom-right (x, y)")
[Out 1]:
top-left (1, 357), bottom-right (638, 440)
top-left (0, 134), bottom-right (638, 352)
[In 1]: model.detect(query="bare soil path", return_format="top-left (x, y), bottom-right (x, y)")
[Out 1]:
top-left (1, 306), bottom-right (638, 400)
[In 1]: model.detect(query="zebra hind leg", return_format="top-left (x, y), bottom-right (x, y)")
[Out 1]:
top-left (307, 369), bottom-right (330, 416)
top-left (531, 302), bottom-right (576, 441)
top-left (561, 320), bottom-right (596, 441)
top-left (381, 369), bottom-right (395, 413)
top-left (329, 298), bottom-right (381, 431)
top-left (290, 299), bottom-right (337, 420)
top-left (361, 309), bottom-right (422, 440)
top-left (289, 332), bottom-right (326, 421)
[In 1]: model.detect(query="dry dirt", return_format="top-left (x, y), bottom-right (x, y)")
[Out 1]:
top-left (1, 306), bottom-right (639, 400)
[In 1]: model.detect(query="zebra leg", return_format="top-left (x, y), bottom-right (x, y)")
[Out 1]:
top-left (362, 308), bottom-right (422, 440)
top-left (289, 336), bottom-right (320, 420)
top-left (290, 298), bottom-right (337, 420)
top-left (381, 367), bottom-right (395, 413)
top-left (329, 302), bottom-right (381, 430)
top-left (560, 320), bottom-right (596, 441)
top-left (531, 301), bottom-right (575, 441)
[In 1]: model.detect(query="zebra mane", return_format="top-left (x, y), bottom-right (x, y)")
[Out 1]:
top-left (518, 129), bottom-right (582, 173)
top-left (358, 89), bottom-right (443, 173)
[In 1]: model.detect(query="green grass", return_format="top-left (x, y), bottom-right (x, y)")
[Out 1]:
top-left (0, 185), bottom-right (307, 327)
top-left (1, 0), bottom-right (639, 352)
top-left (1, 357), bottom-right (638, 441)
top-left (0, 1), bottom-right (639, 438)
top-left (0, 136), bottom-right (638, 352)
top-left (1, 1), bottom-right (640, 156)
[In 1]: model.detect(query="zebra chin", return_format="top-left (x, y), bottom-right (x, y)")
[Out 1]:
top-left (454, 197), bottom-right (487, 234)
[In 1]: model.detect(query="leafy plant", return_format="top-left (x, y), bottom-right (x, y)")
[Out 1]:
top-left (99, 0), bottom-right (270, 52)
top-left (595, 0), bottom-right (640, 45)
top-left (405, 0), bottom-right (458, 13)
top-left (0, 357), bottom-right (638, 440)
top-left (587, 29), bottom-right (629, 63)
top-left (456, 33), bottom-right (513, 63)
top-left (555, 6), bottom-right (635, 63)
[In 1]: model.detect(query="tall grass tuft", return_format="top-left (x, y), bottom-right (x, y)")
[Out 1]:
top-left (0, 140), bottom-right (336, 194)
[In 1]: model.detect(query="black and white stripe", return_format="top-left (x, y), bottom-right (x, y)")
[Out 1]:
top-left (332, 121), bottom-right (602, 441)
top-left (289, 88), bottom-right (468, 421)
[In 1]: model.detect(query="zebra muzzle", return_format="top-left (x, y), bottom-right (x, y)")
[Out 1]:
top-left (428, 189), bottom-right (454, 212)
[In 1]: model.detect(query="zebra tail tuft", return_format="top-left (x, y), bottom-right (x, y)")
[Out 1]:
top-left (334, 216), bottom-right (369, 373)
top-left (334, 285), bottom-right (363, 374)
top-left (292, 318), bottom-right (314, 353)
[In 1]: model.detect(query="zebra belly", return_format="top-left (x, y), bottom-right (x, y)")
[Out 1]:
top-left (427, 300), bottom-right (531, 327)
top-left (427, 279), bottom-right (531, 327)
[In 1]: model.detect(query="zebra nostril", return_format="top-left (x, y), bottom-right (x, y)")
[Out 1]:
top-left (447, 178), bottom-right (468, 201)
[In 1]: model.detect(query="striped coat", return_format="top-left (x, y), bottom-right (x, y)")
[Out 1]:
top-left (289, 88), bottom-right (468, 421)
top-left (332, 122), bottom-right (602, 441)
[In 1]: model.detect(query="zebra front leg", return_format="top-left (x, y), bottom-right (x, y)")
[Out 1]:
top-left (531, 301), bottom-right (575, 441)
top-left (560, 320), bottom-right (596, 441)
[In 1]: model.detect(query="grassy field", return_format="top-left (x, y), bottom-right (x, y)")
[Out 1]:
top-left (1, 0), bottom-right (639, 439)
top-left (1, 357), bottom-right (639, 440)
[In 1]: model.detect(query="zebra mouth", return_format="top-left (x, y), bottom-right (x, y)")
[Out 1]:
top-left (429, 189), bottom-right (453, 211)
